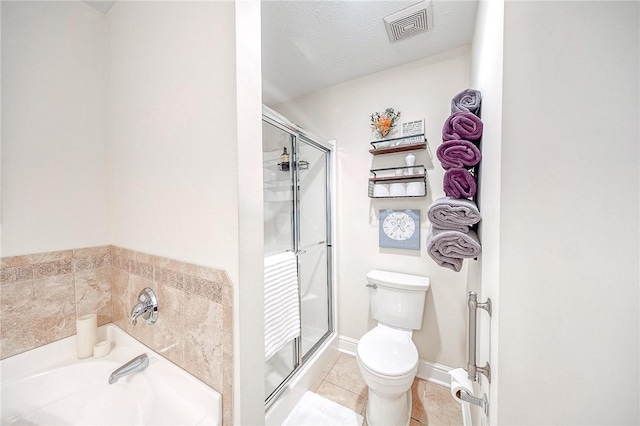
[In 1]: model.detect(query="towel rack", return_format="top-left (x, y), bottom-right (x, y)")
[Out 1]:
top-left (467, 291), bottom-right (491, 383)
top-left (286, 249), bottom-right (307, 256)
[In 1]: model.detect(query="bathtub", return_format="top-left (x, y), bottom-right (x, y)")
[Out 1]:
top-left (1, 324), bottom-right (221, 425)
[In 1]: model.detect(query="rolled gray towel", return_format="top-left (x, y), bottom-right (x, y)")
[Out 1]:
top-left (428, 197), bottom-right (481, 233)
top-left (451, 88), bottom-right (482, 115)
top-left (426, 226), bottom-right (481, 272)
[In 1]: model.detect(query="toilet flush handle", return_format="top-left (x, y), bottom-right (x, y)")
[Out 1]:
top-left (366, 283), bottom-right (377, 289)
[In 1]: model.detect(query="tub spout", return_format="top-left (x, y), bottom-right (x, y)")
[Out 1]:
top-left (108, 353), bottom-right (149, 384)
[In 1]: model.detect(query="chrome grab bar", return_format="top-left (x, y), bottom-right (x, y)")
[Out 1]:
top-left (467, 291), bottom-right (491, 383)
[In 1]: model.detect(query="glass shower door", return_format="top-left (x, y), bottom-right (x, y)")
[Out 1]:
top-left (296, 138), bottom-right (331, 359)
top-left (263, 121), bottom-right (298, 400)
top-left (263, 113), bottom-right (333, 407)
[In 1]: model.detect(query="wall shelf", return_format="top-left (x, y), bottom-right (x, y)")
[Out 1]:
top-left (369, 135), bottom-right (426, 155)
top-left (368, 165), bottom-right (427, 198)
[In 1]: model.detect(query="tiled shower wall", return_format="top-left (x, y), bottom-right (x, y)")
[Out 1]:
top-left (0, 246), bottom-right (234, 425)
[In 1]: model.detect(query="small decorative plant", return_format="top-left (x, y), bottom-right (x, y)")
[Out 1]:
top-left (371, 108), bottom-right (401, 139)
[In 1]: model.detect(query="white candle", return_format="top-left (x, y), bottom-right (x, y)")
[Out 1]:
top-left (93, 340), bottom-right (111, 358)
top-left (76, 314), bottom-right (97, 359)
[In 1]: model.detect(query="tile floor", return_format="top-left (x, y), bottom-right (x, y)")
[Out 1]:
top-left (310, 353), bottom-right (462, 426)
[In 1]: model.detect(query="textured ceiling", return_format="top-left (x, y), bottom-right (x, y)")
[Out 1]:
top-left (262, 0), bottom-right (478, 105)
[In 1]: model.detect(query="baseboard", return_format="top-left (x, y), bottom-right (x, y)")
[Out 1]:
top-left (338, 335), bottom-right (359, 356)
top-left (338, 334), bottom-right (453, 387)
top-left (416, 359), bottom-right (452, 387)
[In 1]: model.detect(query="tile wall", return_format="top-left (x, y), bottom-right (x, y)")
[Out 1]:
top-left (1, 246), bottom-right (112, 359)
top-left (0, 246), bottom-right (234, 425)
top-left (110, 246), bottom-right (234, 425)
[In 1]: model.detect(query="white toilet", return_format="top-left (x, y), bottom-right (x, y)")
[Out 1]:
top-left (357, 269), bottom-right (430, 426)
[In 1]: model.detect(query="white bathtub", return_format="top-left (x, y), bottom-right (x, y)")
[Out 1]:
top-left (1, 324), bottom-right (221, 425)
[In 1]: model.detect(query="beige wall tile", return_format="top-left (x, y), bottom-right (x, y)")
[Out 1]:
top-left (111, 266), bottom-right (134, 335)
top-left (154, 266), bottom-right (184, 291)
top-left (75, 267), bottom-right (112, 326)
top-left (1, 274), bottom-right (75, 359)
top-left (33, 259), bottom-right (73, 278)
top-left (221, 285), bottom-right (234, 426)
top-left (74, 249), bottom-right (111, 272)
top-left (1, 249), bottom-right (73, 268)
top-left (134, 261), bottom-right (154, 281)
top-left (73, 246), bottom-right (110, 257)
top-left (150, 281), bottom-right (185, 365)
top-left (2, 246), bottom-right (233, 423)
top-left (183, 293), bottom-right (224, 392)
top-left (1, 265), bottom-right (33, 284)
top-left (181, 261), bottom-right (219, 281)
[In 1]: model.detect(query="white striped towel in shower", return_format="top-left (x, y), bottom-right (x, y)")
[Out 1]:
top-left (265, 251), bottom-right (300, 361)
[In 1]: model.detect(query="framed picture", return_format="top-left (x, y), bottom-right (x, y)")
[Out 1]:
top-left (379, 209), bottom-right (420, 250)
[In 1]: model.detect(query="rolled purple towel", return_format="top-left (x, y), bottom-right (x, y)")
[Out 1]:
top-left (444, 168), bottom-right (477, 199)
top-left (437, 140), bottom-right (482, 169)
top-left (442, 112), bottom-right (483, 141)
top-left (451, 88), bottom-right (482, 116)
top-left (426, 225), bottom-right (481, 272)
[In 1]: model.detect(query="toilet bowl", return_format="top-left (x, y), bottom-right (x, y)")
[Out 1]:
top-left (357, 270), bottom-right (430, 426)
top-left (357, 325), bottom-right (419, 426)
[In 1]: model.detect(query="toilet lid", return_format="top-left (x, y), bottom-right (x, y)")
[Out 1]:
top-left (357, 326), bottom-right (419, 377)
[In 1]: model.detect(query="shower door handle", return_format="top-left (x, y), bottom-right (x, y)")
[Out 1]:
top-left (290, 241), bottom-right (326, 255)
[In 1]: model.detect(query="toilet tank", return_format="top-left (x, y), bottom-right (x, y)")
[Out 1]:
top-left (367, 270), bottom-right (430, 330)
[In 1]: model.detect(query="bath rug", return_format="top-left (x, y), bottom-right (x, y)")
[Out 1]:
top-left (282, 391), bottom-right (363, 426)
top-left (437, 139), bottom-right (482, 169)
top-left (451, 88), bottom-right (482, 116)
top-left (442, 112), bottom-right (483, 142)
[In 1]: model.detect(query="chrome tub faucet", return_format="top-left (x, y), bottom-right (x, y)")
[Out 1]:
top-left (108, 353), bottom-right (149, 384)
top-left (130, 287), bottom-right (158, 326)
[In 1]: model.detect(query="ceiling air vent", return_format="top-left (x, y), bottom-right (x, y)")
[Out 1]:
top-left (384, 0), bottom-right (434, 43)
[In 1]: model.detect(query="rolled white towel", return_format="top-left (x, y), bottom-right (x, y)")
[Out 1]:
top-left (451, 88), bottom-right (482, 115)
top-left (428, 197), bottom-right (481, 233)
top-left (426, 226), bottom-right (481, 272)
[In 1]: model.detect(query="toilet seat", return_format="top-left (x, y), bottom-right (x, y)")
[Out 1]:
top-left (357, 326), bottom-right (419, 377)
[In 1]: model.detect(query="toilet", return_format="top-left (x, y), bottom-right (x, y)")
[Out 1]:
top-left (357, 269), bottom-right (430, 426)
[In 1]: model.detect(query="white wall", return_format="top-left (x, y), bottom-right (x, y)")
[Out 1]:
top-left (469, 0), bottom-right (505, 422)
top-left (234, 0), bottom-right (265, 423)
top-left (498, 2), bottom-right (639, 424)
top-left (107, 1), bottom-right (240, 281)
top-left (1, 1), bottom-right (109, 256)
top-left (273, 48), bottom-right (472, 368)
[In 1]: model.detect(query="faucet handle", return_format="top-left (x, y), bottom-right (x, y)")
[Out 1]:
top-left (131, 287), bottom-right (158, 326)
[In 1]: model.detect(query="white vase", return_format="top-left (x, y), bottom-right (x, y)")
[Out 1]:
top-left (405, 153), bottom-right (416, 175)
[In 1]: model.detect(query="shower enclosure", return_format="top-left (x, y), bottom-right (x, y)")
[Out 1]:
top-left (262, 108), bottom-right (333, 407)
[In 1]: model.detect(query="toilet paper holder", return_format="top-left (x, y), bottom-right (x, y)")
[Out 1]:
top-left (458, 389), bottom-right (489, 417)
